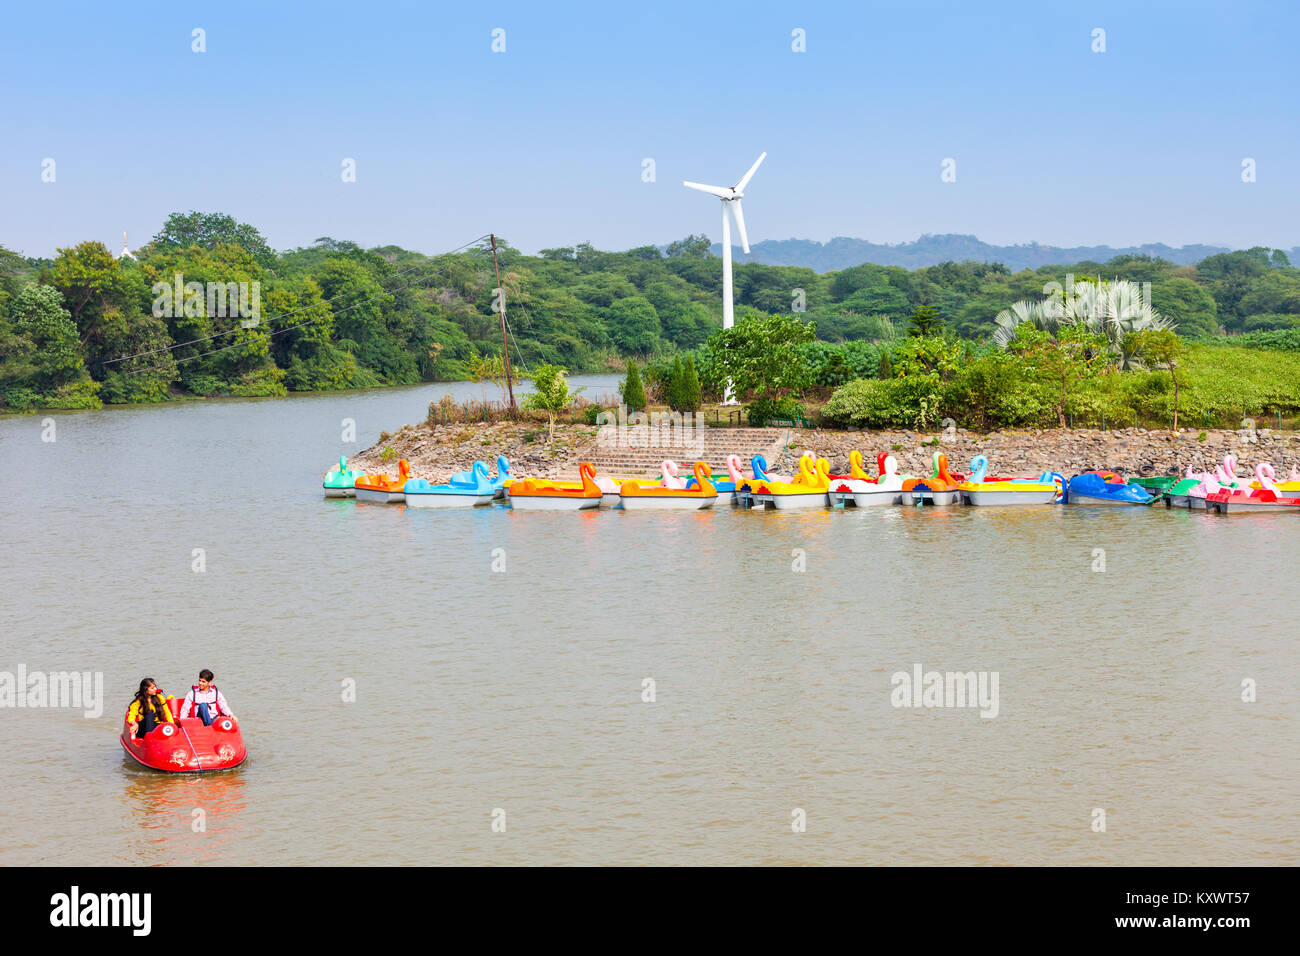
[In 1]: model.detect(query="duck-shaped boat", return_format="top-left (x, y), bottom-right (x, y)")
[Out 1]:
top-left (758, 455), bottom-right (832, 510)
top-left (1065, 471), bottom-right (1156, 505)
top-left (323, 456), bottom-right (363, 498)
top-left (355, 459), bottom-right (411, 503)
top-left (903, 452), bottom-right (963, 506)
top-left (404, 460), bottom-right (497, 508)
top-left (506, 461), bottom-right (603, 510)
top-left (620, 461), bottom-right (718, 510)
top-left (958, 456), bottom-right (1063, 506)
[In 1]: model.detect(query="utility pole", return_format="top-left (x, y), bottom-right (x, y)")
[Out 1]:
top-left (490, 234), bottom-right (517, 415)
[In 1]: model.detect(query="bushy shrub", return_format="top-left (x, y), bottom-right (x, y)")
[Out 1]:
top-left (821, 376), bottom-right (942, 429)
top-left (746, 395), bottom-right (807, 427)
top-left (804, 340), bottom-right (884, 387)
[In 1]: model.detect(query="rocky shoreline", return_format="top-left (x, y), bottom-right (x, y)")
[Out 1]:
top-left (346, 418), bottom-right (1300, 481)
top-left (347, 420), bottom-right (602, 482)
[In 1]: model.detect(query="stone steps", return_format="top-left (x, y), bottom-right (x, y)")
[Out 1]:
top-left (586, 427), bottom-right (790, 477)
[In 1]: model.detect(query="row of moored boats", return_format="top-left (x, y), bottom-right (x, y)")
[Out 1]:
top-left (323, 451), bottom-right (1300, 513)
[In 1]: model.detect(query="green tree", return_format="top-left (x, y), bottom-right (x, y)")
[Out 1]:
top-left (523, 363), bottom-right (583, 440)
top-left (700, 312), bottom-right (815, 400)
top-left (1007, 323), bottom-right (1108, 427)
top-left (48, 240), bottom-right (119, 334)
top-left (665, 234), bottom-right (712, 259)
top-left (1129, 329), bottom-right (1186, 429)
top-left (907, 303), bottom-right (944, 336)
top-left (606, 295), bottom-right (661, 354)
top-left (1, 284), bottom-right (99, 407)
top-left (619, 358), bottom-right (646, 411)
top-left (681, 354), bottom-right (702, 411)
top-left (152, 211), bottom-right (275, 266)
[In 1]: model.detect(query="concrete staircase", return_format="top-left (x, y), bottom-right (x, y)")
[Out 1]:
top-left (588, 426), bottom-right (789, 478)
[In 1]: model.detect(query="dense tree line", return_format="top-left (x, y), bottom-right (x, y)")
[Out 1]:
top-left (1, 209), bottom-right (1296, 411)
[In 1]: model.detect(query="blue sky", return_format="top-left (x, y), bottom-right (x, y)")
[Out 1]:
top-left (3, 0), bottom-right (1297, 259)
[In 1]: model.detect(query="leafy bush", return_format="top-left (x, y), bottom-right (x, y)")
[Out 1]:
top-left (746, 395), bottom-right (807, 427)
top-left (821, 376), bottom-right (942, 428)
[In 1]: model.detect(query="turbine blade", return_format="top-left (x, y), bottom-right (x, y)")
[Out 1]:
top-left (683, 181), bottom-right (734, 199)
top-left (733, 152), bottom-right (766, 192)
top-left (731, 201), bottom-right (750, 254)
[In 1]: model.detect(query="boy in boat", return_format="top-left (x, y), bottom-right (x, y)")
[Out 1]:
top-left (126, 678), bottom-right (175, 737)
top-left (177, 669), bottom-right (235, 726)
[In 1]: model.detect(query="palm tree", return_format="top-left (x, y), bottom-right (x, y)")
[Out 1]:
top-left (994, 278), bottom-right (1176, 368)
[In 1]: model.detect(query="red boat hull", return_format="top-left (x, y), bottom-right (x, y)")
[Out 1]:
top-left (120, 716), bottom-right (247, 772)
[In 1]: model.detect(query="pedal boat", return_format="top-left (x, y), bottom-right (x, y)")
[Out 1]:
top-left (507, 462), bottom-right (603, 510)
top-left (452, 455), bottom-right (512, 499)
top-left (120, 709), bottom-right (247, 773)
top-left (323, 456), bottom-right (363, 498)
top-left (1065, 471), bottom-right (1155, 505)
top-left (621, 461), bottom-right (718, 510)
top-left (685, 454), bottom-right (745, 505)
top-left (738, 452), bottom-right (813, 508)
top-left (958, 456), bottom-right (1063, 506)
top-left (828, 451), bottom-right (907, 506)
top-left (903, 452), bottom-right (963, 506)
top-left (404, 460), bottom-right (496, 508)
top-left (757, 455), bottom-right (832, 510)
top-left (1206, 463), bottom-right (1300, 513)
top-left (355, 459), bottom-right (411, 503)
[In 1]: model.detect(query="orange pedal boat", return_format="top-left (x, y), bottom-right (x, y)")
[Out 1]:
top-left (355, 459), bottom-right (410, 503)
top-left (507, 462), bottom-right (603, 510)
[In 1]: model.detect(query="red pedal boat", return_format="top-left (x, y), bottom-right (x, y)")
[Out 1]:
top-left (120, 712), bottom-right (248, 772)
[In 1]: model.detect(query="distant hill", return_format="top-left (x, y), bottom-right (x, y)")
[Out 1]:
top-left (712, 234), bottom-right (1243, 273)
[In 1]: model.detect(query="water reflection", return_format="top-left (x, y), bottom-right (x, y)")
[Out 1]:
top-left (121, 764), bottom-right (251, 864)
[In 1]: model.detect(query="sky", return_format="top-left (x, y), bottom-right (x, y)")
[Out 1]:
top-left (2, 0), bottom-right (1297, 259)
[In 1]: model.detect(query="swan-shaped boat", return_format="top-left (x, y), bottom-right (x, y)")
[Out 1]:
top-left (323, 456), bottom-right (363, 498)
top-left (506, 462), bottom-right (603, 510)
top-left (958, 456), bottom-right (1063, 506)
top-left (758, 455), bottom-right (832, 510)
top-left (451, 455), bottom-right (512, 499)
top-left (404, 460), bottom-right (496, 508)
top-left (1066, 471), bottom-right (1156, 505)
top-left (903, 452), bottom-right (963, 506)
top-left (121, 707), bottom-right (247, 773)
top-left (620, 461), bottom-right (718, 510)
top-left (737, 453), bottom-right (809, 508)
top-left (1206, 463), bottom-right (1300, 513)
top-left (1184, 469), bottom-right (1222, 510)
top-left (831, 452), bottom-right (908, 507)
top-left (593, 475), bottom-right (633, 509)
top-left (355, 459), bottom-right (411, 503)
top-left (685, 454), bottom-right (745, 505)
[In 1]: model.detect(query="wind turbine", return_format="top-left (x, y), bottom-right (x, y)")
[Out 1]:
top-left (683, 152), bottom-right (765, 333)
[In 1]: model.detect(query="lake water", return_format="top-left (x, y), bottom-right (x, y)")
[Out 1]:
top-left (1, 378), bottom-right (1296, 866)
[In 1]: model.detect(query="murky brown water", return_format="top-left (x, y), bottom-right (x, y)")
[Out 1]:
top-left (2, 381), bottom-right (1297, 865)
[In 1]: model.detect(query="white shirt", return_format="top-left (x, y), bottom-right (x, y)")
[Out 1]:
top-left (179, 685), bottom-right (233, 719)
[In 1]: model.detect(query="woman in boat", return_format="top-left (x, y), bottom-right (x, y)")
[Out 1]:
top-left (177, 669), bottom-right (235, 726)
top-left (125, 678), bottom-right (174, 738)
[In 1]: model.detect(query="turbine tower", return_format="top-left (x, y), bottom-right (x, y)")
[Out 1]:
top-left (683, 151), bottom-right (765, 332)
